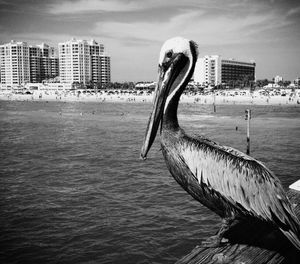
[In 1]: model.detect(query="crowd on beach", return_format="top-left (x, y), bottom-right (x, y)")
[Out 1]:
top-left (0, 88), bottom-right (300, 105)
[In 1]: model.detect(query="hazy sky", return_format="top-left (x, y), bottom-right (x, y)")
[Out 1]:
top-left (0, 0), bottom-right (299, 82)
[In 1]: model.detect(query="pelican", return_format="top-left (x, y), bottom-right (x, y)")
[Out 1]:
top-left (140, 37), bottom-right (300, 250)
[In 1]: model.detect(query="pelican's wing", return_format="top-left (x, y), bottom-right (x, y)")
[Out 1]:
top-left (178, 136), bottom-right (300, 248)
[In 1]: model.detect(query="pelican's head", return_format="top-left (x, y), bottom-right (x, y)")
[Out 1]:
top-left (140, 37), bottom-right (198, 159)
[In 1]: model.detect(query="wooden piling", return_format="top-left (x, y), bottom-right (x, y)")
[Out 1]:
top-left (213, 94), bottom-right (216, 113)
top-left (175, 187), bottom-right (300, 264)
top-left (245, 109), bottom-right (251, 155)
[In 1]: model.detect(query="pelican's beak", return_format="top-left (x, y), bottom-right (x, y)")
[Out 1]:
top-left (140, 53), bottom-right (186, 160)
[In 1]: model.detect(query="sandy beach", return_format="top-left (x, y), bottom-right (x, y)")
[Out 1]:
top-left (0, 89), bottom-right (299, 105)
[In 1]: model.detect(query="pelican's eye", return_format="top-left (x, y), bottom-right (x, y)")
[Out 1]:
top-left (161, 50), bottom-right (173, 70)
top-left (166, 51), bottom-right (173, 59)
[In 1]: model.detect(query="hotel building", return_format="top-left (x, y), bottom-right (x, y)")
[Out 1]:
top-left (0, 40), bottom-right (58, 86)
top-left (29, 43), bottom-right (59, 83)
top-left (59, 38), bottom-right (111, 86)
top-left (0, 40), bottom-right (30, 86)
top-left (99, 54), bottom-right (111, 85)
top-left (29, 45), bottom-right (41, 83)
top-left (274, 75), bottom-right (283, 85)
top-left (1, 38), bottom-right (110, 87)
top-left (36, 43), bottom-right (59, 82)
top-left (90, 40), bottom-right (104, 84)
top-left (58, 38), bottom-right (91, 84)
top-left (194, 55), bottom-right (255, 88)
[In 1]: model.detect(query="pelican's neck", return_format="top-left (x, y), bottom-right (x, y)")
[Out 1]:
top-left (161, 44), bottom-right (197, 132)
top-left (162, 92), bottom-right (181, 131)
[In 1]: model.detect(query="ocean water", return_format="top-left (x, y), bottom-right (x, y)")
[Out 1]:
top-left (0, 100), bottom-right (299, 264)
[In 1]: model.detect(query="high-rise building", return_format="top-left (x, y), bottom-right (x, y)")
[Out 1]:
top-left (59, 38), bottom-right (91, 84)
top-left (99, 54), bottom-right (111, 85)
top-left (221, 59), bottom-right (255, 86)
top-left (49, 56), bottom-right (59, 80)
top-left (194, 55), bottom-right (255, 88)
top-left (194, 55), bottom-right (221, 87)
top-left (29, 43), bottom-right (59, 83)
top-left (90, 39), bottom-right (104, 85)
top-left (29, 46), bottom-right (41, 83)
top-left (58, 38), bottom-right (110, 86)
top-left (0, 38), bottom-right (110, 87)
top-left (274, 75), bottom-right (283, 84)
top-left (38, 43), bottom-right (58, 81)
top-left (0, 40), bottom-right (30, 86)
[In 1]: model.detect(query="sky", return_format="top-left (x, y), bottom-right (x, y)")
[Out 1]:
top-left (0, 0), bottom-right (300, 82)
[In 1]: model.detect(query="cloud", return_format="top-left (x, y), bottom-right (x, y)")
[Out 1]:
top-left (47, 0), bottom-right (216, 15)
top-left (287, 5), bottom-right (300, 16)
top-left (0, 31), bottom-right (82, 47)
top-left (0, 0), bottom-right (13, 5)
top-left (47, 0), bottom-right (145, 14)
top-left (1, 0), bottom-right (298, 81)
top-left (92, 8), bottom-right (289, 48)
top-left (94, 10), bottom-right (202, 43)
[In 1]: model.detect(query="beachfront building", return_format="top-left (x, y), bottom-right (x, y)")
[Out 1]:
top-left (194, 55), bottom-right (255, 88)
top-left (135, 81), bottom-right (156, 90)
top-left (89, 39), bottom-right (111, 85)
top-left (0, 40), bottom-right (30, 86)
top-left (274, 75), bottom-right (283, 85)
top-left (59, 38), bottom-right (111, 86)
top-left (0, 40), bottom-right (58, 86)
top-left (29, 46), bottom-right (41, 83)
top-left (90, 40), bottom-right (103, 84)
top-left (59, 38), bottom-right (91, 84)
top-left (194, 55), bottom-right (221, 87)
top-left (99, 54), bottom-right (111, 85)
top-left (49, 56), bottom-right (59, 80)
top-left (29, 43), bottom-right (59, 83)
top-left (37, 43), bottom-right (59, 82)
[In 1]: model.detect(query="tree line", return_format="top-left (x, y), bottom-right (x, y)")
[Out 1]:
top-left (72, 78), bottom-right (293, 91)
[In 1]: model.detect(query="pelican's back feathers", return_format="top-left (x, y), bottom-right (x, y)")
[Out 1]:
top-left (164, 132), bottom-right (300, 250)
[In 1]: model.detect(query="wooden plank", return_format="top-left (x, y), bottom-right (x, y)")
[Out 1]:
top-left (175, 189), bottom-right (300, 264)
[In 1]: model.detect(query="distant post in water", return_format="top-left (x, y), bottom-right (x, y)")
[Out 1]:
top-left (245, 109), bottom-right (251, 155)
top-left (213, 93), bottom-right (216, 112)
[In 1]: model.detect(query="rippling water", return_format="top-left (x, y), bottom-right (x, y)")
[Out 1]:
top-left (0, 101), bottom-right (299, 263)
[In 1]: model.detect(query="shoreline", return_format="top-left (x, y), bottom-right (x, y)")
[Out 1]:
top-left (0, 90), bottom-right (299, 106)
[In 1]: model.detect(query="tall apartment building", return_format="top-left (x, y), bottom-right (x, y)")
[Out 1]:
top-left (194, 55), bottom-right (255, 87)
top-left (29, 43), bottom-right (59, 83)
top-left (90, 39), bottom-right (104, 84)
top-left (49, 56), bottom-right (59, 79)
top-left (37, 43), bottom-right (59, 81)
top-left (0, 40), bottom-right (30, 86)
top-left (274, 75), bottom-right (283, 84)
top-left (194, 55), bottom-right (221, 87)
top-left (59, 38), bottom-right (91, 84)
top-left (59, 38), bottom-right (111, 85)
top-left (221, 59), bottom-right (255, 85)
top-left (29, 46), bottom-right (41, 83)
top-left (99, 54), bottom-right (111, 85)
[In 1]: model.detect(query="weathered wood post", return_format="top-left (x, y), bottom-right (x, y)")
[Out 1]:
top-left (213, 93), bottom-right (216, 113)
top-left (245, 109), bottom-right (251, 155)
